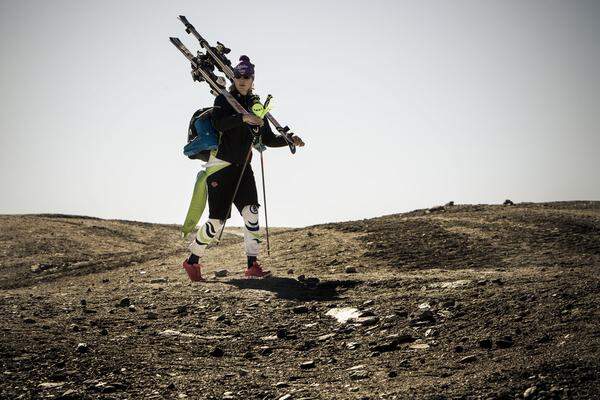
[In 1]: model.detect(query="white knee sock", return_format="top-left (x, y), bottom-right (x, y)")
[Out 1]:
top-left (241, 205), bottom-right (261, 257)
top-left (189, 218), bottom-right (223, 256)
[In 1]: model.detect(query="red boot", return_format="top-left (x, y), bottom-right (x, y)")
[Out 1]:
top-left (244, 261), bottom-right (271, 278)
top-left (182, 260), bottom-right (206, 282)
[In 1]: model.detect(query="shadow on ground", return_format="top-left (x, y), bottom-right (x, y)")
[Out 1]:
top-left (224, 277), bottom-right (362, 300)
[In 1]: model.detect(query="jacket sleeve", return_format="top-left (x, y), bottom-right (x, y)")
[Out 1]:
top-left (261, 119), bottom-right (289, 148)
top-left (211, 94), bottom-right (244, 132)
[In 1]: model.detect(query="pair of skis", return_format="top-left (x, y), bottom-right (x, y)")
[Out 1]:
top-left (170, 15), bottom-right (297, 154)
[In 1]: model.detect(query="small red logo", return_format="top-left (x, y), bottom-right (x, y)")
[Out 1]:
top-left (211, 181), bottom-right (219, 187)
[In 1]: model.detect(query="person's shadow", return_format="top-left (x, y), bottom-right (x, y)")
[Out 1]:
top-left (224, 276), bottom-right (361, 301)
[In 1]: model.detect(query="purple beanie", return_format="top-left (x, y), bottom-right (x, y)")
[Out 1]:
top-left (233, 55), bottom-right (255, 77)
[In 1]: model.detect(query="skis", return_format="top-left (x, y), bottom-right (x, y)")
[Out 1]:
top-left (169, 37), bottom-right (256, 119)
top-left (176, 15), bottom-right (297, 154)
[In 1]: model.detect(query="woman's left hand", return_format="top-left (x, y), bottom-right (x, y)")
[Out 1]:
top-left (291, 135), bottom-right (305, 147)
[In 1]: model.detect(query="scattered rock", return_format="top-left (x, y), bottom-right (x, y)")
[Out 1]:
top-left (210, 347), bottom-right (224, 357)
top-left (496, 336), bottom-right (513, 348)
top-left (118, 298), bottom-right (130, 308)
top-left (99, 328), bottom-right (108, 336)
top-left (293, 305), bottom-right (309, 314)
top-left (388, 370), bottom-right (398, 378)
top-left (39, 382), bottom-right (65, 389)
top-left (214, 269), bottom-right (228, 278)
top-left (176, 305), bottom-right (188, 315)
top-left (150, 277), bottom-right (168, 283)
top-left (523, 386), bottom-right (538, 399)
top-left (279, 395), bottom-right (293, 400)
top-left (445, 201), bottom-right (455, 207)
top-left (276, 328), bottom-right (288, 339)
top-left (503, 199), bottom-right (514, 205)
top-left (326, 307), bottom-right (362, 324)
top-left (343, 340), bottom-right (359, 349)
top-left (275, 381), bottom-right (289, 388)
top-left (128, 305), bottom-right (136, 312)
top-left (356, 316), bottom-right (379, 326)
top-left (80, 299), bottom-right (87, 306)
top-left (479, 338), bottom-right (493, 349)
top-left (76, 343), bottom-right (88, 353)
top-left (370, 339), bottom-right (399, 353)
top-left (349, 370), bottom-right (370, 380)
top-left (23, 318), bottom-right (36, 324)
top-left (409, 343), bottom-right (430, 350)
top-left (459, 355), bottom-right (477, 363)
top-left (299, 360), bottom-right (315, 369)
top-left (317, 333), bottom-right (336, 341)
top-left (146, 312), bottom-right (158, 320)
top-left (287, 269), bottom-right (294, 275)
top-left (345, 266), bottom-right (357, 274)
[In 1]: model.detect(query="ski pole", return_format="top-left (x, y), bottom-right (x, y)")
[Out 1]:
top-left (215, 130), bottom-right (257, 245)
top-left (259, 140), bottom-right (271, 256)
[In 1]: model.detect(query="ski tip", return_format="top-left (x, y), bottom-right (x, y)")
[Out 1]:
top-left (178, 15), bottom-right (189, 23)
top-left (169, 37), bottom-right (181, 44)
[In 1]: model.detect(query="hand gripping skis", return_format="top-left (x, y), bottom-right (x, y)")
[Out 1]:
top-left (177, 15), bottom-right (297, 155)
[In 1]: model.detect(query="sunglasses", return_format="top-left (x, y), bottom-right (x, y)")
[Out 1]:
top-left (234, 74), bottom-right (253, 79)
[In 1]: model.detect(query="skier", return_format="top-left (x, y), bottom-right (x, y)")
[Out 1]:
top-left (182, 55), bottom-right (305, 281)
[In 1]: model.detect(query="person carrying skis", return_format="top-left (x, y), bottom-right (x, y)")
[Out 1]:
top-left (182, 55), bottom-right (304, 281)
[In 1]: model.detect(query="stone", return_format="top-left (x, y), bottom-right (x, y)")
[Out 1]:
top-left (356, 316), bottom-right (379, 326)
top-left (214, 269), bottom-right (228, 278)
top-left (151, 277), bottom-right (168, 283)
top-left (503, 199), bottom-right (514, 206)
top-left (317, 333), bottom-right (336, 341)
top-left (409, 343), bottom-right (430, 350)
top-left (118, 298), bottom-right (130, 307)
top-left (293, 305), bottom-right (309, 314)
top-left (350, 370), bottom-right (370, 380)
top-left (345, 266), bottom-right (357, 273)
top-left (287, 269), bottom-right (294, 275)
top-left (276, 328), bottom-right (288, 339)
top-left (299, 360), bottom-right (315, 369)
top-left (459, 355), bottom-right (477, 363)
top-left (39, 382), bottom-right (65, 389)
top-left (23, 318), bottom-right (36, 324)
top-left (523, 386), bottom-right (538, 399)
top-left (76, 343), bottom-right (88, 353)
top-left (479, 338), bottom-right (493, 349)
top-left (128, 305), bottom-right (136, 312)
top-left (279, 395), bottom-right (292, 400)
top-left (176, 305), bottom-right (188, 315)
top-left (370, 339), bottom-right (399, 353)
top-left (496, 336), bottom-right (513, 348)
top-left (346, 341), bottom-right (360, 350)
top-left (388, 370), bottom-right (398, 378)
top-left (275, 382), bottom-right (289, 388)
top-left (146, 312), bottom-right (158, 320)
top-left (210, 347), bottom-right (224, 357)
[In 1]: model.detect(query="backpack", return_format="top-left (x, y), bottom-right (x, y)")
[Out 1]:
top-left (183, 107), bottom-right (220, 162)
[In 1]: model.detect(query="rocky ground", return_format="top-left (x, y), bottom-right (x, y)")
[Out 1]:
top-left (1, 201), bottom-right (599, 399)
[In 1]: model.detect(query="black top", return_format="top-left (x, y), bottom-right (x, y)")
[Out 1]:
top-left (211, 89), bottom-right (288, 165)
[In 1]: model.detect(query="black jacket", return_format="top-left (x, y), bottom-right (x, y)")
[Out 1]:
top-left (211, 89), bottom-right (288, 165)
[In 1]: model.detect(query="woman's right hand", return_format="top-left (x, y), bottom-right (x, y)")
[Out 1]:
top-left (242, 114), bottom-right (264, 127)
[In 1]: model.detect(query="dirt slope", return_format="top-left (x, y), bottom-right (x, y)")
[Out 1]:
top-left (1, 202), bottom-right (599, 399)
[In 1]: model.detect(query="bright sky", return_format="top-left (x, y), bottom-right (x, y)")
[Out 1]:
top-left (1, 1), bottom-right (599, 227)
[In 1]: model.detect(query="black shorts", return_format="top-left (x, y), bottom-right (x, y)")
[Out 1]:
top-left (207, 164), bottom-right (259, 220)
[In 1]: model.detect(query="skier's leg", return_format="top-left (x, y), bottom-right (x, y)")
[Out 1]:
top-left (189, 218), bottom-right (223, 257)
top-left (241, 204), bottom-right (261, 265)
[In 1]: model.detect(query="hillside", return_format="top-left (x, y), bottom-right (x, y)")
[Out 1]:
top-left (1, 201), bottom-right (599, 399)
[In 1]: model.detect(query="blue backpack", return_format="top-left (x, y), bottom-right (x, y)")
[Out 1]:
top-left (183, 107), bottom-right (220, 162)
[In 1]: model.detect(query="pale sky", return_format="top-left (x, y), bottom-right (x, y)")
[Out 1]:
top-left (1, 0), bottom-right (599, 227)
